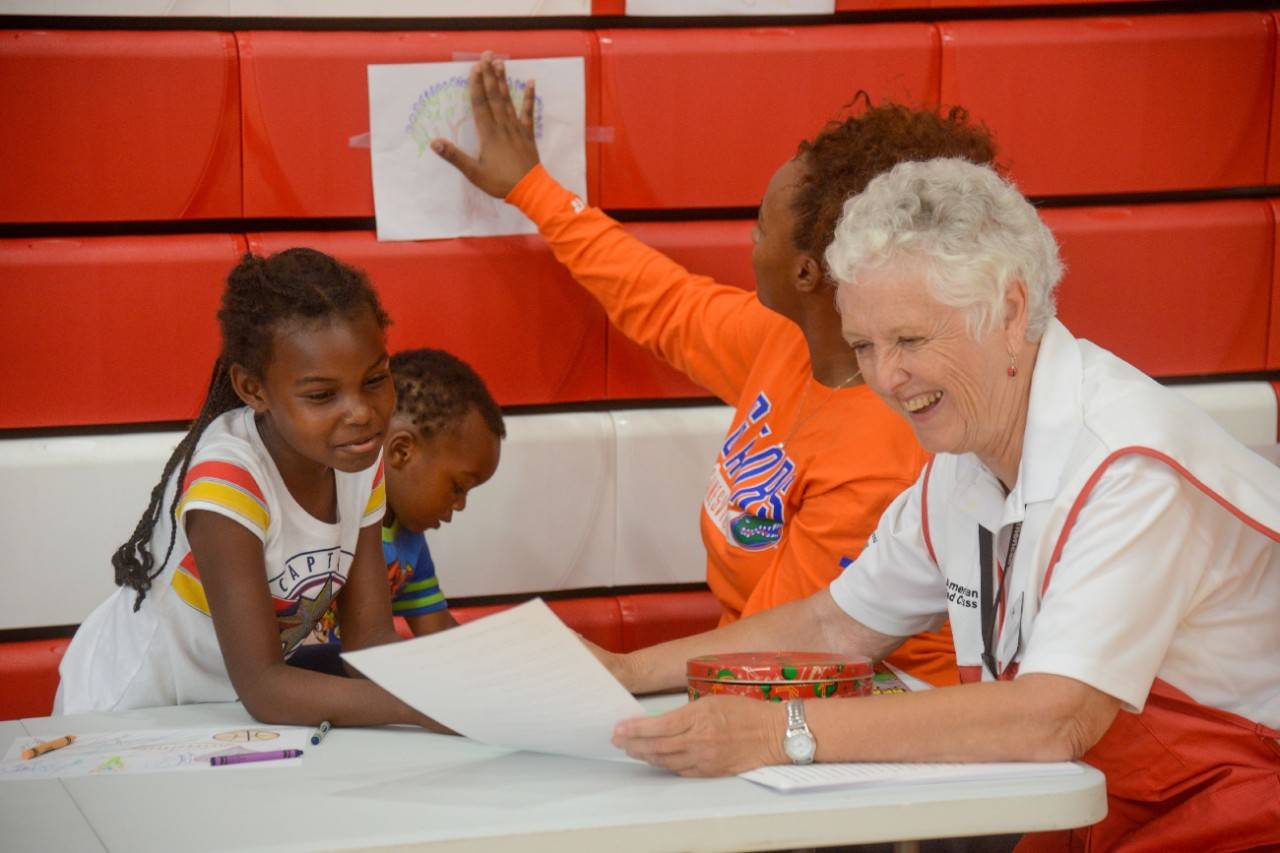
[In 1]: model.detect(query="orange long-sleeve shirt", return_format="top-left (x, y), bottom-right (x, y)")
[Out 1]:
top-left (508, 165), bottom-right (957, 686)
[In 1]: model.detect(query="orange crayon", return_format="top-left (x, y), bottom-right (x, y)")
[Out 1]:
top-left (22, 734), bottom-right (75, 760)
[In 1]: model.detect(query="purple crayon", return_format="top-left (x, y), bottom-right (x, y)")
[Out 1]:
top-left (210, 749), bottom-right (303, 766)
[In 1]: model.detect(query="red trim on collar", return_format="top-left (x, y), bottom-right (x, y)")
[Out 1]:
top-left (921, 457), bottom-right (938, 566)
top-left (1040, 446), bottom-right (1280, 599)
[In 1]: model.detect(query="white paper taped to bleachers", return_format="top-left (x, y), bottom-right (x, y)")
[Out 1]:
top-left (1, 386), bottom-right (1271, 631)
top-left (0, 0), bottom-right (591, 15)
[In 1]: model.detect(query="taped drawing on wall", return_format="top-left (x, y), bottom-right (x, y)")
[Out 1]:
top-left (369, 57), bottom-right (586, 241)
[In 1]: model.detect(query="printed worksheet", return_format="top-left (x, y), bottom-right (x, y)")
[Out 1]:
top-left (0, 727), bottom-right (310, 780)
top-left (368, 57), bottom-right (586, 241)
top-left (342, 599), bottom-right (646, 761)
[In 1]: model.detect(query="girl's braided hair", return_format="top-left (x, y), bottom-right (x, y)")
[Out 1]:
top-left (112, 248), bottom-right (389, 610)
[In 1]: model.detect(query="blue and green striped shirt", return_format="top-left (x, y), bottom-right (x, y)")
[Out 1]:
top-left (384, 521), bottom-right (448, 616)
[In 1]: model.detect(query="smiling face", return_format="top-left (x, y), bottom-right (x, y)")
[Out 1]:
top-left (384, 405), bottom-right (501, 533)
top-left (837, 270), bottom-right (1020, 468)
top-left (239, 308), bottom-right (395, 476)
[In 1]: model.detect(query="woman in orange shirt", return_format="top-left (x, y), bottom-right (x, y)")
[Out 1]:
top-left (436, 55), bottom-right (997, 686)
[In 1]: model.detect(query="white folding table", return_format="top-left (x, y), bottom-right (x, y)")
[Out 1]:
top-left (1, 697), bottom-right (1105, 853)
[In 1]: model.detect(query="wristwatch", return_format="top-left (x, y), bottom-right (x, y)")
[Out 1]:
top-left (782, 699), bottom-right (817, 765)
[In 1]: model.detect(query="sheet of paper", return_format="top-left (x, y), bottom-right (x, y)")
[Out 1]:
top-left (740, 760), bottom-right (1086, 793)
top-left (342, 599), bottom-right (646, 761)
top-left (369, 57), bottom-right (586, 241)
top-left (0, 726), bottom-right (309, 780)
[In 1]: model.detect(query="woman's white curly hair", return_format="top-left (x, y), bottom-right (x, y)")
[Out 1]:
top-left (824, 158), bottom-right (1064, 342)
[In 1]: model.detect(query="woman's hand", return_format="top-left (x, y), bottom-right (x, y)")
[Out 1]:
top-left (612, 695), bottom-right (789, 777)
top-left (432, 51), bottom-right (541, 198)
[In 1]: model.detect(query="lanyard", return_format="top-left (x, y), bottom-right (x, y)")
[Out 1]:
top-left (978, 521), bottom-right (1022, 680)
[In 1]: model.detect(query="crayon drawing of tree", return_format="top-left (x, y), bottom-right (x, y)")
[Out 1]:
top-left (406, 75), bottom-right (543, 156)
top-left (405, 74), bottom-right (544, 226)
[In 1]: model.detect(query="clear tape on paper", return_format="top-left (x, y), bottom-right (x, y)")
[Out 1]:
top-left (452, 51), bottom-right (511, 62)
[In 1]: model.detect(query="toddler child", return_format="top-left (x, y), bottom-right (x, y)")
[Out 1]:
top-left (294, 349), bottom-right (504, 671)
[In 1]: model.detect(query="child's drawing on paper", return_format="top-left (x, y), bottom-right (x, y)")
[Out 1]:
top-left (405, 75), bottom-right (543, 155)
top-left (403, 75), bottom-right (544, 227)
top-left (0, 727), bottom-right (309, 779)
top-left (369, 58), bottom-right (585, 241)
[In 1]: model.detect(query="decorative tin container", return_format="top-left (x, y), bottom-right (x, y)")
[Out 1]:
top-left (686, 652), bottom-right (874, 702)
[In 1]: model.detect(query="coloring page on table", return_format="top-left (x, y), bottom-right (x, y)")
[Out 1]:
top-left (369, 57), bottom-right (586, 241)
top-left (0, 726), bottom-right (309, 779)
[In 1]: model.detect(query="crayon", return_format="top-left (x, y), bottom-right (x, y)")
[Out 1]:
top-left (209, 749), bottom-right (303, 766)
top-left (22, 734), bottom-right (76, 760)
top-left (309, 721), bottom-right (331, 746)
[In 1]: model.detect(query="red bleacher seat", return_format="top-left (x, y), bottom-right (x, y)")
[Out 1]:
top-left (1270, 13), bottom-right (1280, 187)
top-left (452, 592), bottom-right (720, 653)
top-left (238, 30), bottom-right (599, 218)
top-left (454, 598), bottom-right (624, 651)
top-left (0, 30), bottom-right (241, 223)
top-left (617, 591), bottom-right (722, 652)
top-left (1045, 200), bottom-right (1273, 377)
top-left (0, 638), bottom-right (70, 720)
top-left (247, 231), bottom-right (608, 405)
top-left (0, 234), bottom-right (246, 429)
top-left (939, 13), bottom-right (1274, 196)
top-left (596, 23), bottom-right (937, 209)
top-left (606, 220), bottom-right (755, 400)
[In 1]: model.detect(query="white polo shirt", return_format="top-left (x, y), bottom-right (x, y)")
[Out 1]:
top-left (830, 320), bottom-right (1280, 728)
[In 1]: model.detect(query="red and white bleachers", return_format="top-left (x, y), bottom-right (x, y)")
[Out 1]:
top-left (2, 3), bottom-right (1278, 720)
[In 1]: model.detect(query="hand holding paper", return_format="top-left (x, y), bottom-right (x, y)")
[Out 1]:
top-left (342, 600), bottom-right (645, 762)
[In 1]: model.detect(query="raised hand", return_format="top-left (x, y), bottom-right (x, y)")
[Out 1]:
top-left (612, 694), bottom-right (789, 777)
top-left (431, 51), bottom-right (541, 198)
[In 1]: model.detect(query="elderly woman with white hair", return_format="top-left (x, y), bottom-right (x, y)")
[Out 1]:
top-left (604, 159), bottom-right (1280, 849)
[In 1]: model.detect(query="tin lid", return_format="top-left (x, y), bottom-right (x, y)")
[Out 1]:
top-left (686, 651), bottom-right (873, 683)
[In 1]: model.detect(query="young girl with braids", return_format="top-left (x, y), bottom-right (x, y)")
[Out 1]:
top-left (290, 348), bottom-right (505, 674)
top-left (56, 248), bottom-right (444, 730)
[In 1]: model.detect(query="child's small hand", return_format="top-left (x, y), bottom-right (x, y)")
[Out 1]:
top-left (432, 52), bottom-right (541, 199)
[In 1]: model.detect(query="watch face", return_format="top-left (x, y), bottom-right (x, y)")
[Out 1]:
top-left (783, 731), bottom-right (816, 763)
